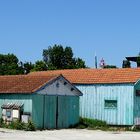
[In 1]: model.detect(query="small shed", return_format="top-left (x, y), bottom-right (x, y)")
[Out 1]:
top-left (29, 68), bottom-right (140, 126)
top-left (0, 74), bottom-right (82, 129)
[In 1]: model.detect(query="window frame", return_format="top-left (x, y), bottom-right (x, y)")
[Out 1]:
top-left (6, 110), bottom-right (12, 118)
top-left (104, 99), bottom-right (117, 109)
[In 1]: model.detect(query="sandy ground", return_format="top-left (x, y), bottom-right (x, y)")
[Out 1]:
top-left (0, 128), bottom-right (140, 140)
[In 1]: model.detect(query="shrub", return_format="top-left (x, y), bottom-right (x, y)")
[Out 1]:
top-left (0, 119), bottom-right (36, 131)
top-left (77, 118), bottom-right (108, 130)
top-left (25, 120), bottom-right (36, 131)
top-left (131, 125), bottom-right (140, 131)
top-left (0, 118), bottom-right (3, 126)
top-left (6, 120), bottom-right (25, 130)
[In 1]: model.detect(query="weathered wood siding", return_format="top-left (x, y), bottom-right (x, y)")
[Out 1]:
top-left (0, 94), bottom-right (33, 118)
top-left (134, 80), bottom-right (140, 125)
top-left (0, 94), bottom-right (80, 129)
top-left (37, 77), bottom-right (80, 96)
top-left (76, 84), bottom-right (134, 125)
top-left (32, 95), bottom-right (80, 129)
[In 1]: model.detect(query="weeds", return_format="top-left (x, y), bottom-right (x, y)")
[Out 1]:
top-left (76, 118), bottom-right (108, 130)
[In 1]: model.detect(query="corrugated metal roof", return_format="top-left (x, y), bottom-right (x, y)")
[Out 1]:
top-left (29, 68), bottom-right (140, 84)
top-left (1, 102), bottom-right (23, 109)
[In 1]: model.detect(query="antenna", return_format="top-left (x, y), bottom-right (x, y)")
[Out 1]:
top-left (95, 52), bottom-right (97, 69)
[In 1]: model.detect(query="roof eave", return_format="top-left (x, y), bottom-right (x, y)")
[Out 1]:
top-left (73, 82), bottom-right (135, 85)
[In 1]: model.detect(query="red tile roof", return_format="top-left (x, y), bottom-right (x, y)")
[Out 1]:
top-left (0, 75), bottom-right (59, 94)
top-left (29, 68), bottom-right (140, 84)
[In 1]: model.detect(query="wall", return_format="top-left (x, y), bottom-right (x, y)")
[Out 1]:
top-left (0, 94), bottom-right (33, 118)
top-left (0, 94), bottom-right (44, 128)
top-left (134, 80), bottom-right (140, 125)
top-left (37, 77), bottom-right (80, 96)
top-left (0, 88), bottom-right (80, 129)
top-left (76, 84), bottom-right (134, 125)
top-left (32, 95), bottom-right (80, 129)
top-left (32, 94), bottom-right (44, 129)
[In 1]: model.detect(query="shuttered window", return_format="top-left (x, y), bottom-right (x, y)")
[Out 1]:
top-left (104, 100), bottom-right (117, 108)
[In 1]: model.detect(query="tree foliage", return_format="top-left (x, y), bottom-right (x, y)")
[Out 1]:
top-left (23, 62), bottom-right (34, 74)
top-left (43, 44), bottom-right (86, 70)
top-left (0, 54), bottom-right (24, 75)
top-left (0, 45), bottom-right (87, 75)
top-left (31, 60), bottom-right (47, 71)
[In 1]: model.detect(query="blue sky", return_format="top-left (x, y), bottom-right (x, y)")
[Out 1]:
top-left (0, 0), bottom-right (140, 68)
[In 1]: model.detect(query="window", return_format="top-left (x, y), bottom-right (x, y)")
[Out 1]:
top-left (104, 100), bottom-right (117, 108)
top-left (13, 110), bottom-right (19, 118)
top-left (6, 110), bottom-right (11, 118)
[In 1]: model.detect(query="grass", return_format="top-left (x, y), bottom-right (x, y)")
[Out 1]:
top-left (76, 118), bottom-right (109, 130)
top-left (76, 118), bottom-right (140, 132)
top-left (1, 117), bottom-right (140, 132)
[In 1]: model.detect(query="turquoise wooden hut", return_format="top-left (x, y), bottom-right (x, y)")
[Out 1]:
top-left (30, 68), bottom-right (140, 126)
top-left (0, 74), bottom-right (82, 129)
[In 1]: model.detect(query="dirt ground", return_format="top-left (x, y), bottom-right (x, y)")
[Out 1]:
top-left (0, 128), bottom-right (140, 140)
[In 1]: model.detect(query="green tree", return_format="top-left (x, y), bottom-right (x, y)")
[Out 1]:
top-left (31, 60), bottom-right (47, 71)
top-left (72, 58), bottom-right (86, 69)
top-left (0, 54), bottom-right (24, 75)
top-left (23, 62), bottom-right (34, 74)
top-left (63, 47), bottom-right (74, 68)
top-left (43, 45), bottom-right (64, 69)
top-left (43, 44), bottom-right (86, 70)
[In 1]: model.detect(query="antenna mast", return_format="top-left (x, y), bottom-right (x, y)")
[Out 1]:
top-left (95, 52), bottom-right (97, 69)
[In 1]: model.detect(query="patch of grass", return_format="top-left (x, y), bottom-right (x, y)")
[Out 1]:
top-left (131, 125), bottom-right (140, 132)
top-left (76, 118), bottom-right (140, 131)
top-left (76, 118), bottom-right (108, 130)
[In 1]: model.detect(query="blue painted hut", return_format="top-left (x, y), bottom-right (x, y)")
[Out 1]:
top-left (0, 74), bottom-right (82, 129)
top-left (30, 68), bottom-right (140, 126)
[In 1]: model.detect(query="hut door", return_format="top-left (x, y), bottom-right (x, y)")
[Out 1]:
top-left (57, 96), bottom-right (78, 128)
top-left (44, 96), bottom-right (70, 129)
top-left (56, 96), bottom-right (69, 128)
top-left (44, 96), bottom-right (57, 129)
top-left (44, 96), bottom-right (68, 129)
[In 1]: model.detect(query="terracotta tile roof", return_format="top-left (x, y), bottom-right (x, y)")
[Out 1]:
top-left (29, 68), bottom-right (140, 84)
top-left (0, 75), bottom-right (59, 94)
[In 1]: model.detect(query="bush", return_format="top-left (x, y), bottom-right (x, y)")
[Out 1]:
top-left (77, 118), bottom-right (108, 130)
top-left (131, 125), bottom-right (140, 131)
top-left (25, 120), bottom-right (36, 131)
top-left (0, 119), bottom-right (36, 131)
top-left (9, 120), bottom-right (26, 130)
top-left (0, 118), bottom-right (3, 126)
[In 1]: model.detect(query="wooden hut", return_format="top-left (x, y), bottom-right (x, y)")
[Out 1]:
top-left (29, 68), bottom-right (140, 126)
top-left (0, 74), bottom-right (82, 129)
